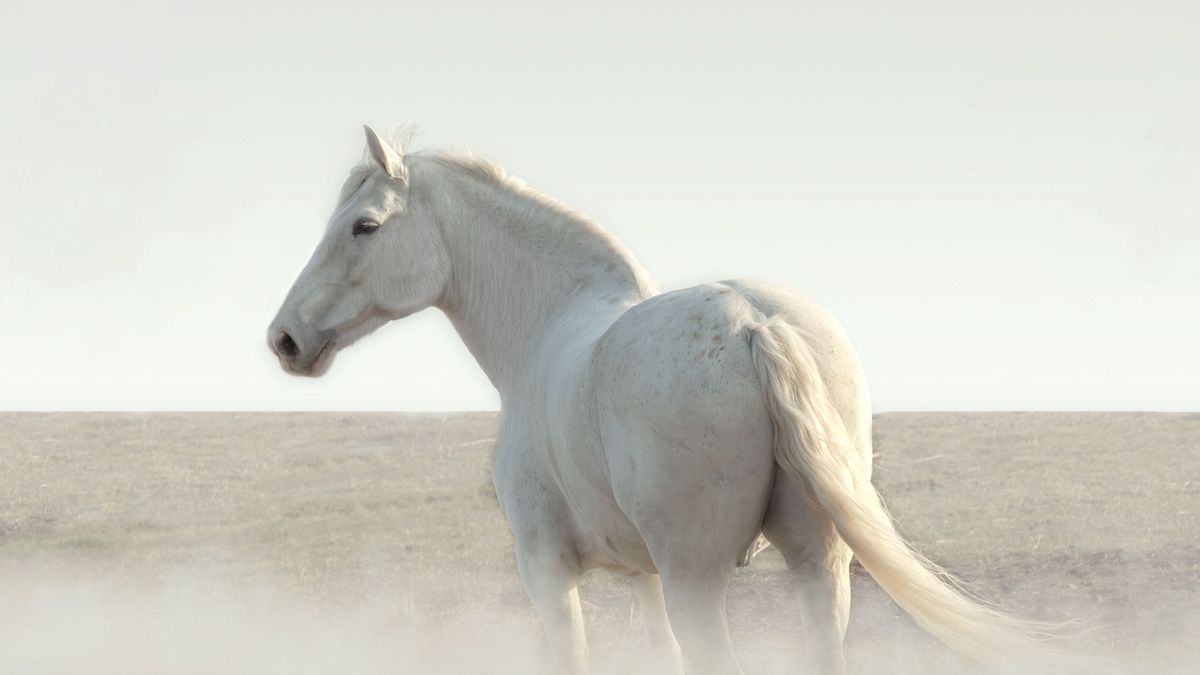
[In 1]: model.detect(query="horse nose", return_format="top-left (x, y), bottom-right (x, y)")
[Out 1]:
top-left (273, 331), bottom-right (301, 361)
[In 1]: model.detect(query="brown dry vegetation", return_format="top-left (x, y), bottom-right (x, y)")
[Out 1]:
top-left (1, 412), bottom-right (1197, 674)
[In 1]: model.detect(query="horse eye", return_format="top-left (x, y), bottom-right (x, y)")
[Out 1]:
top-left (352, 218), bottom-right (380, 237)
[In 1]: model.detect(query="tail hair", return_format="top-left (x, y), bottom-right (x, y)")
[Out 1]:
top-left (748, 315), bottom-right (1070, 669)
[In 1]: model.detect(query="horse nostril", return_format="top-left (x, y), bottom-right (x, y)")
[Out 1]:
top-left (276, 332), bottom-right (300, 360)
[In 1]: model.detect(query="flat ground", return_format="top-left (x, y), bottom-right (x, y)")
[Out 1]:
top-left (0, 412), bottom-right (1196, 674)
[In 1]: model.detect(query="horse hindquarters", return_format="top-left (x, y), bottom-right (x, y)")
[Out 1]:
top-left (592, 285), bottom-right (779, 675)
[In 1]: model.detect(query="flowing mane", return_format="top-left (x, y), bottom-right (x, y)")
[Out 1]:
top-left (338, 134), bottom-right (657, 299)
top-left (422, 151), bottom-right (656, 293)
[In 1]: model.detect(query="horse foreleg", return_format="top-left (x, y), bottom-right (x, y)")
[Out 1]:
top-left (632, 573), bottom-right (683, 674)
top-left (515, 542), bottom-right (589, 675)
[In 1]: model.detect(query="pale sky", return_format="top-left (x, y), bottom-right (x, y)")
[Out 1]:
top-left (2, 1), bottom-right (1197, 411)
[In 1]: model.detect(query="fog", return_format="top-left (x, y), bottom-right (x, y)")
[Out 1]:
top-left (2, 412), bottom-right (1196, 673)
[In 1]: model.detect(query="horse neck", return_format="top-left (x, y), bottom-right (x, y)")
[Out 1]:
top-left (413, 157), bottom-right (657, 393)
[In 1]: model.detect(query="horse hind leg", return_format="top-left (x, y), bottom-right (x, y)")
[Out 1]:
top-left (631, 573), bottom-right (683, 674)
top-left (762, 468), bottom-right (853, 675)
top-left (622, 461), bottom-right (768, 675)
top-left (655, 562), bottom-right (744, 675)
top-left (636, 503), bottom-right (751, 675)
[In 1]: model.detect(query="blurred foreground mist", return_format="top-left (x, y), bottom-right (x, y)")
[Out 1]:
top-left (1, 412), bottom-right (1196, 674)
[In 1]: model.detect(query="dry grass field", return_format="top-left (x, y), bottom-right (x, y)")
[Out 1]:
top-left (1, 412), bottom-right (1197, 674)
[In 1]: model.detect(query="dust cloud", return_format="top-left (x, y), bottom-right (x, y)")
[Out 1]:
top-left (0, 570), bottom-right (544, 675)
top-left (1, 566), bottom-right (1196, 674)
top-left (1, 412), bottom-right (1197, 673)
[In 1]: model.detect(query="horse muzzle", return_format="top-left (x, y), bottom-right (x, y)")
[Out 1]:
top-left (268, 325), bottom-right (336, 377)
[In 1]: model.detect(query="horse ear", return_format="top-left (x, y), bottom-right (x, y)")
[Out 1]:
top-left (363, 124), bottom-right (407, 183)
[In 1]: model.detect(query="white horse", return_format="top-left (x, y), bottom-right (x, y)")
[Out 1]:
top-left (268, 126), bottom-right (1056, 674)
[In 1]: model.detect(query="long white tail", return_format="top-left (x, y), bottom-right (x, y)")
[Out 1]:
top-left (748, 315), bottom-right (1061, 668)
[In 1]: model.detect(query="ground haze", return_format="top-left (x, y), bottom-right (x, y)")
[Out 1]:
top-left (1, 412), bottom-right (1197, 673)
